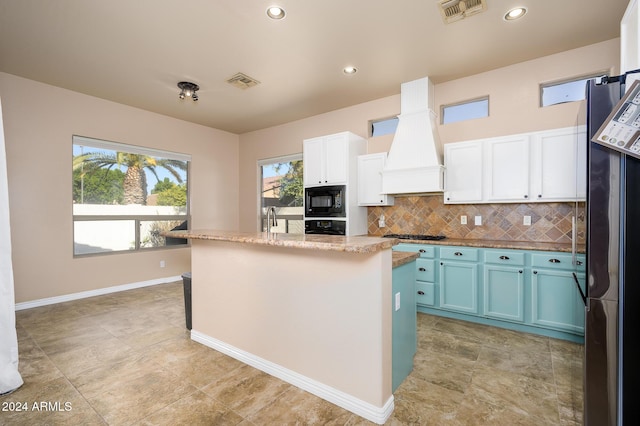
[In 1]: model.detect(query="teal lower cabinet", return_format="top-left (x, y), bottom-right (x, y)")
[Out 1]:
top-left (483, 249), bottom-right (525, 322)
top-left (392, 244), bottom-right (586, 343)
top-left (483, 265), bottom-right (525, 322)
top-left (391, 259), bottom-right (417, 392)
top-left (531, 269), bottom-right (586, 334)
top-left (439, 247), bottom-right (479, 314)
top-left (439, 261), bottom-right (478, 314)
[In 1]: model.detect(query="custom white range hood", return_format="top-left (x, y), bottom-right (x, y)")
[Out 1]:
top-left (382, 77), bottom-right (445, 194)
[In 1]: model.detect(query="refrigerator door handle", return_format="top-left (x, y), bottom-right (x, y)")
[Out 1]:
top-left (572, 272), bottom-right (587, 307)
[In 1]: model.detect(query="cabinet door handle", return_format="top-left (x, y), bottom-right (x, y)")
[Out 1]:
top-left (454, 252), bottom-right (463, 256)
top-left (440, 262), bottom-right (444, 266)
top-left (549, 258), bottom-right (561, 263)
top-left (524, 194), bottom-right (528, 199)
top-left (533, 270), bottom-right (538, 274)
top-left (419, 249), bottom-right (426, 253)
top-left (499, 255), bottom-right (510, 260)
top-left (538, 194), bottom-right (542, 198)
top-left (576, 260), bottom-right (583, 266)
top-left (417, 291), bottom-right (425, 295)
top-left (418, 267), bottom-right (427, 272)
top-left (519, 270), bottom-right (523, 274)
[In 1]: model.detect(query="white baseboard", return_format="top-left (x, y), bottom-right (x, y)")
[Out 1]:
top-left (191, 330), bottom-right (394, 424)
top-left (14, 276), bottom-right (183, 311)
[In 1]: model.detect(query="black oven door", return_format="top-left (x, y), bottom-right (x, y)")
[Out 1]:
top-left (305, 220), bottom-right (346, 235)
top-left (305, 185), bottom-right (346, 217)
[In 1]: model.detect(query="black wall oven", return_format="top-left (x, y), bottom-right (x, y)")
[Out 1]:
top-left (305, 219), bottom-right (346, 235)
top-left (304, 185), bottom-right (346, 217)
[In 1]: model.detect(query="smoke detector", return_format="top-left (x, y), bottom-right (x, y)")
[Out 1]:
top-left (438, 0), bottom-right (487, 24)
top-left (226, 72), bottom-right (261, 90)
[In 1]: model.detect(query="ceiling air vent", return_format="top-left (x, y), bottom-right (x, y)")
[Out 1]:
top-left (226, 72), bottom-right (261, 90)
top-left (438, 0), bottom-right (487, 24)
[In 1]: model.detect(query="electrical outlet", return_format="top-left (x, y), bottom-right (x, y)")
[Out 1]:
top-left (475, 216), bottom-right (482, 226)
top-left (378, 215), bottom-right (386, 228)
top-left (395, 292), bottom-right (401, 311)
top-left (523, 215), bottom-right (532, 226)
top-left (160, 260), bottom-right (165, 268)
top-left (460, 215), bottom-right (467, 225)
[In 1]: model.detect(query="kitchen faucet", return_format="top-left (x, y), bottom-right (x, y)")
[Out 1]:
top-left (266, 206), bottom-right (278, 234)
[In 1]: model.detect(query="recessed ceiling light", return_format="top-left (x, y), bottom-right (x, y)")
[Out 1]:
top-left (266, 6), bottom-right (286, 20)
top-left (343, 66), bottom-right (357, 75)
top-left (504, 7), bottom-right (527, 21)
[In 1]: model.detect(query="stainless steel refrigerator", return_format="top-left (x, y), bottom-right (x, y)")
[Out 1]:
top-left (584, 73), bottom-right (640, 426)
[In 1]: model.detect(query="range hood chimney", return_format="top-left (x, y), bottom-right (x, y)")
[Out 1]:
top-left (382, 77), bottom-right (444, 194)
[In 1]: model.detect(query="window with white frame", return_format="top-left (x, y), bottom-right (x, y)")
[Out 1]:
top-left (258, 154), bottom-right (303, 233)
top-left (72, 135), bottom-right (190, 256)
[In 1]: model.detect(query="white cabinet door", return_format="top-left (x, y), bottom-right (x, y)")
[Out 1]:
top-left (323, 133), bottom-right (349, 184)
top-left (358, 153), bottom-right (394, 206)
top-left (303, 134), bottom-right (349, 186)
top-left (303, 137), bottom-right (324, 186)
top-left (531, 127), bottom-right (587, 201)
top-left (444, 141), bottom-right (483, 203)
top-left (485, 135), bottom-right (530, 202)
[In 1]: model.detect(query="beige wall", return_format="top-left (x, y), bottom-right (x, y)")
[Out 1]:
top-left (436, 38), bottom-right (620, 143)
top-left (238, 39), bottom-right (620, 232)
top-left (1, 72), bottom-right (240, 303)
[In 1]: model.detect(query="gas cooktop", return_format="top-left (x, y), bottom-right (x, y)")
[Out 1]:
top-left (382, 234), bottom-right (446, 241)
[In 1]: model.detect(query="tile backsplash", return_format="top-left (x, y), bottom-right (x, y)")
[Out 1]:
top-left (367, 195), bottom-right (585, 244)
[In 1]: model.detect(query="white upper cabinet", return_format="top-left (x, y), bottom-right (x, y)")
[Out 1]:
top-left (358, 153), bottom-right (394, 206)
top-left (444, 141), bottom-right (483, 203)
top-left (444, 127), bottom-right (586, 204)
top-left (485, 135), bottom-right (530, 202)
top-left (530, 127), bottom-right (587, 201)
top-left (303, 133), bottom-right (353, 186)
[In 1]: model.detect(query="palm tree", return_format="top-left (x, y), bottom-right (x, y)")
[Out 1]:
top-left (73, 151), bottom-right (187, 205)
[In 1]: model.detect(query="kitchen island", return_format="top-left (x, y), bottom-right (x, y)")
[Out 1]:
top-left (164, 230), bottom-right (398, 424)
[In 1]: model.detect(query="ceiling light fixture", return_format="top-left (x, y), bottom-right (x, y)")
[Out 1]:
top-left (504, 7), bottom-right (527, 21)
top-left (178, 81), bottom-right (199, 101)
top-left (266, 6), bottom-right (286, 20)
top-left (343, 66), bottom-right (358, 75)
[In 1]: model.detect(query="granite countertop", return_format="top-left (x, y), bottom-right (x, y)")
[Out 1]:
top-left (392, 251), bottom-right (420, 268)
top-left (163, 229), bottom-right (397, 254)
top-left (387, 237), bottom-right (585, 253)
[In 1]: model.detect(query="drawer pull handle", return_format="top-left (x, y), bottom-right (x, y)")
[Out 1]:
top-left (499, 255), bottom-right (510, 260)
top-left (417, 291), bottom-right (425, 295)
top-left (454, 252), bottom-right (463, 256)
top-left (418, 267), bottom-right (427, 272)
top-left (549, 258), bottom-right (561, 263)
top-left (533, 270), bottom-right (538, 274)
top-left (419, 249), bottom-right (426, 253)
top-left (576, 260), bottom-right (583, 266)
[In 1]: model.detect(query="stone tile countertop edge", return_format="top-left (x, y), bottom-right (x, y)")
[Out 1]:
top-left (390, 237), bottom-right (585, 253)
top-left (162, 229), bottom-right (397, 254)
top-left (392, 251), bottom-right (420, 268)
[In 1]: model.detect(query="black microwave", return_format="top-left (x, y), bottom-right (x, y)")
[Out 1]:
top-left (304, 185), bottom-right (346, 217)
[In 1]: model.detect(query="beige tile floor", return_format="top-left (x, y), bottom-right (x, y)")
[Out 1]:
top-left (3, 281), bottom-right (583, 425)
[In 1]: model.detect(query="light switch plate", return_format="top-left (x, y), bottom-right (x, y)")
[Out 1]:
top-left (475, 216), bottom-right (482, 226)
top-left (523, 215), bottom-right (532, 226)
top-left (395, 292), bottom-right (401, 311)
